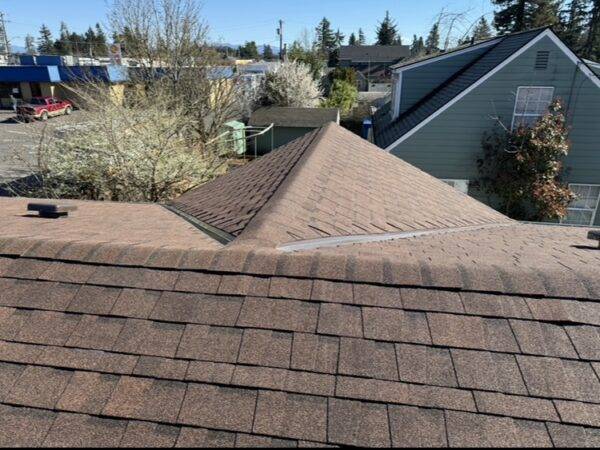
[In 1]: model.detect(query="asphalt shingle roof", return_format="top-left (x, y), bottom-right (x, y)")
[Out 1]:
top-left (248, 107), bottom-right (339, 128)
top-left (339, 45), bottom-right (410, 63)
top-left (374, 28), bottom-right (547, 148)
top-left (0, 122), bottom-right (599, 447)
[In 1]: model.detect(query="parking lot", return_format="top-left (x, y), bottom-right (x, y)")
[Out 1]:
top-left (0, 109), bottom-right (85, 185)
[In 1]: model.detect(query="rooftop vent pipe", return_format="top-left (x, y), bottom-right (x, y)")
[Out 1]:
top-left (27, 203), bottom-right (77, 219)
top-left (588, 230), bottom-right (600, 249)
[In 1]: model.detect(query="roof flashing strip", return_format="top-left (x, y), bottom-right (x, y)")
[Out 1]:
top-left (162, 204), bottom-right (234, 245)
top-left (277, 223), bottom-right (514, 252)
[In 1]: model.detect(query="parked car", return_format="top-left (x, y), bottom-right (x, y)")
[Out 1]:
top-left (16, 97), bottom-right (73, 121)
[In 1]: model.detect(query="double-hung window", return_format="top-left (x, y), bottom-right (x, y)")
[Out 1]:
top-left (511, 86), bottom-right (554, 130)
top-left (562, 184), bottom-right (600, 226)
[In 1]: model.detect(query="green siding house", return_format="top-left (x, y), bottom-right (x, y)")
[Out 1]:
top-left (373, 28), bottom-right (600, 227)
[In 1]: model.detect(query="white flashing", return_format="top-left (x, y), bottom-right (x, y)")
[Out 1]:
top-left (384, 29), bottom-right (600, 152)
top-left (391, 39), bottom-right (501, 74)
top-left (277, 223), bottom-right (512, 252)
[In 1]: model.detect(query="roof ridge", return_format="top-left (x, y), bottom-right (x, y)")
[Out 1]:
top-left (380, 36), bottom-right (505, 136)
top-left (230, 124), bottom-right (333, 246)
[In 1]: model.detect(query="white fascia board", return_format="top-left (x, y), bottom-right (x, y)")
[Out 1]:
top-left (391, 39), bottom-right (501, 74)
top-left (385, 29), bottom-right (600, 152)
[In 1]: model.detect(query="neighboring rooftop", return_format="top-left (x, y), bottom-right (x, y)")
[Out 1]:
top-left (0, 123), bottom-right (599, 447)
top-left (374, 28), bottom-right (548, 148)
top-left (248, 106), bottom-right (340, 128)
top-left (339, 44), bottom-right (410, 63)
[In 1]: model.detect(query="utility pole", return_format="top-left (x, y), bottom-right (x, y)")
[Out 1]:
top-left (0, 13), bottom-right (11, 56)
top-left (277, 19), bottom-right (284, 61)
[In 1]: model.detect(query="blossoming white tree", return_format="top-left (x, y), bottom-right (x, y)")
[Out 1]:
top-left (264, 61), bottom-right (322, 108)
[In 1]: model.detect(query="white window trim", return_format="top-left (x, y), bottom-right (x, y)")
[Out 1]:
top-left (562, 183), bottom-right (600, 226)
top-left (392, 71), bottom-right (403, 119)
top-left (384, 29), bottom-right (600, 152)
top-left (510, 86), bottom-right (555, 131)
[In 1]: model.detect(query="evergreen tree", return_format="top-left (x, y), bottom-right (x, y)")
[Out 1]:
top-left (376, 11), bottom-right (398, 45)
top-left (53, 22), bottom-right (72, 55)
top-left (531, 0), bottom-right (561, 28)
top-left (560, 0), bottom-right (589, 50)
top-left (582, 0), bottom-right (600, 59)
top-left (37, 24), bottom-right (55, 54)
top-left (472, 17), bottom-right (494, 41)
top-left (25, 35), bottom-right (36, 55)
top-left (262, 44), bottom-right (275, 60)
top-left (410, 34), bottom-right (426, 56)
top-left (334, 29), bottom-right (345, 46)
top-left (94, 23), bottom-right (108, 56)
top-left (425, 23), bottom-right (440, 54)
top-left (348, 32), bottom-right (357, 45)
top-left (238, 41), bottom-right (259, 59)
top-left (358, 28), bottom-right (367, 45)
top-left (492, 0), bottom-right (560, 33)
top-left (315, 17), bottom-right (336, 56)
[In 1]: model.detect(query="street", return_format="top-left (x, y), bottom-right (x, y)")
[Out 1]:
top-left (0, 109), bottom-right (84, 186)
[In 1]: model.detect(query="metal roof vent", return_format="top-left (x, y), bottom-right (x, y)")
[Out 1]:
top-left (27, 203), bottom-right (77, 219)
top-left (535, 51), bottom-right (550, 70)
top-left (589, 230), bottom-right (600, 249)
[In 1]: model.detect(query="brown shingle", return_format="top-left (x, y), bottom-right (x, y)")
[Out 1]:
top-left (353, 284), bottom-right (401, 308)
top-left (238, 329), bottom-right (293, 368)
top-left (291, 333), bottom-right (339, 374)
top-left (0, 340), bottom-right (43, 364)
top-left (133, 356), bottom-right (189, 380)
top-left (36, 346), bottom-right (138, 375)
top-left (237, 296), bottom-right (318, 332)
top-left (253, 390), bottom-right (327, 442)
top-left (473, 391), bottom-right (559, 421)
top-left (401, 288), bottom-right (464, 313)
top-left (311, 279), bottom-right (354, 304)
top-left (218, 274), bottom-right (270, 297)
top-left (110, 289), bottom-right (160, 319)
top-left (232, 365), bottom-right (335, 396)
top-left (517, 355), bottom-right (600, 402)
top-left (317, 303), bottom-right (363, 337)
top-left (0, 361), bottom-right (27, 401)
top-left (66, 285), bottom-right (121, 315)
top-left (452, 349), bottom-right (527, 395)
top-left (185, 361), bottom-right (235, 384)
top-left (173, 271), bottom-right (221, 294)
top-left (565, 325), bottom-right (600, 360)
top-left (66, 315), bottom-right (126, 351)
top-left (56, 371), bottom-right (120, 414)
top-left (546, 422), bottom-right (600, 447)
top-left (336, 376), bottom-right (476, 411)
top-left (7, 365), bottom-right (73, 408)
top-left (338, 337), bottom-right (398, 380)
top-left (396, 343), bottom-right (457, 386)
top-left (43, 412), bottom-right (127, 447)
top-left (553, 400), bottom-right (600, 427)
top-left (176, 428), bottom-right (236, 447)
top-left (103, 376), bottom-right (186, 422)
top-left (327, 398), bottom-right (390, 447)
top-left (235, 433), bottom-right (297, 447)
top-left (509, 319), bottom-right (578, 358)
top-left (120, 421), bottom-right (180, 448)
top-left (388, 405), bottom-right (447, 447)
top-left (178, 384), bottom-right (257, 432)
top-left (269, 277), bottom-right (313, 300)
top-left (112, 319), bottom-right (184, 358)
top-left (445, 410), bottom-right (552, 447)
top-left (177, 324), bottom-right (242, 363)
top-left (0, 404), bottom-right (57, 447)
top-left (15, 310), bottom-right (80, 346)
top-left (362, 307), bottom-right (431, 344)
top-left (461, 292), bottom-right (532, 319)
top-left (428, 313), bottom-right (519, 352)
top-left (89, 266), bottom-right (179, 291)
top-left (150, 292), bottom-right (242, 326)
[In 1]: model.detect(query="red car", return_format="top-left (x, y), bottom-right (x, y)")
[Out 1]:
top-left (16, 96), bottom-right (73, 121)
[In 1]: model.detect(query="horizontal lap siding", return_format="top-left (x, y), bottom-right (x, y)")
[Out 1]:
top-left (390, 37), bottom-right (600, 214)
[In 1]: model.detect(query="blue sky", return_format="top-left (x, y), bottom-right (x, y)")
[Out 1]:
top-left (1, 0), bottom-right (495, 48)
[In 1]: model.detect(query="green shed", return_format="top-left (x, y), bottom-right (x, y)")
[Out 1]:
top-left (248, 106), bottom-right (340, 155)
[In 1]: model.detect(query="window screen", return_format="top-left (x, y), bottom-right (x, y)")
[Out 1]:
top-left (562, 184), bottom-right (600, 226)
top-left (512, 86), bottom-right (554, 129)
